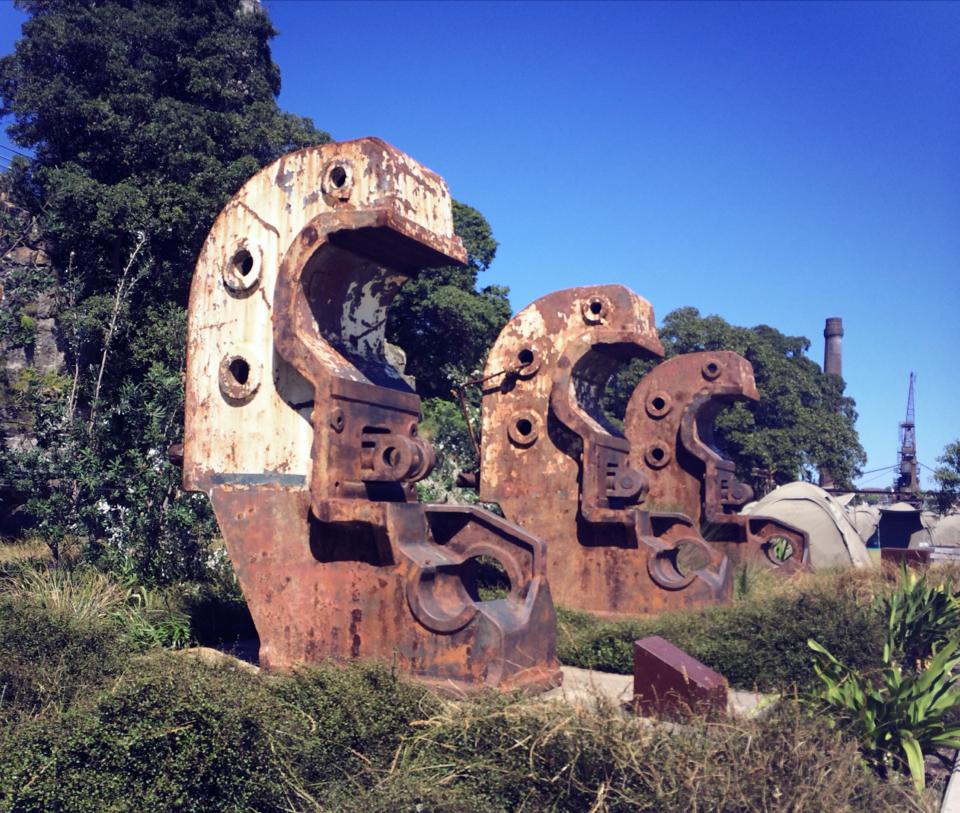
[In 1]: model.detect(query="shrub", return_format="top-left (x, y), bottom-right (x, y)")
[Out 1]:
top-left (808, 568), bottom-right (960, 791)
top-left (0, 654), bottom-right (434, 813)
top-left (0, 598), bottom-right (130, 718)
top-left (557, 573), bottom-right (886, 691)
top-left (347, 694), bottom-right (925, 812)
top-left (0, 656), bottom-right (291, 813)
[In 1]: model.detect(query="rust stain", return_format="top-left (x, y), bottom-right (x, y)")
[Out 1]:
top-left (183, 138), bottom-right (560, 694)
top-left (479, 286), bottom-right (731, 617)
top-left (624, 351), bottom-right (810, 572)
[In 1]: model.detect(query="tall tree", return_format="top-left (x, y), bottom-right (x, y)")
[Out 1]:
top-left (605, 307), bottom-right (866, 488)
top-left (933, 440), bottom-right (960, 512)
top-left (0, 0), bottom-right (329, 579)
top-left (388, 200), bottom-right (511, 399)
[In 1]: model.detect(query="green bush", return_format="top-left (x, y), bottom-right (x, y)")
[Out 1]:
top-left (0, 656), bottom-right (290, 813)
top-left (808, 569), bottom-right (960, 791)
top-left (557, 578), bottom-right (886, 691)
top-left (0, 653), bottom-right (434, 813)
top-left (272, 664), bottom-right (436, 809)
top-left (0, 598), bottom-right (130, 718)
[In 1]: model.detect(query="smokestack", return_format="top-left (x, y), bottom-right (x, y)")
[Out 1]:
top-left (823, 317), bottom-right (843, 378)
top-left (819, 317), bottom-right (844, 489)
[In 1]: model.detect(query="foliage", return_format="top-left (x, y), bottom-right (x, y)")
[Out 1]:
top-left (0, 631), bottom-right (924, 813)
top-left (0, 655), bottom-right (434, 813)
top-left (808, 639), bottom-right (960, 791)
top-left (0, 595), bottom-right (130, 718)
top-left (0, 0), bottom-right (329, 581)
top-left (882, 567), bottom-right (960, 671)
top-left (932, 439), bottom-right (960, 512)
top-left (605, 307), bottom-right (866, 487)
top-left (416, 396), bottom-right (483, 503)
top-left (0, 563), bottom-right (193, 649)
top-left (809, 569), bottom-right (960, 790)
top-left (388, 200), bottom-right (511, 399)
top-left (557, 572), bottom-right (887, 691)
top-left (347, 693), bottom-right (924, 813)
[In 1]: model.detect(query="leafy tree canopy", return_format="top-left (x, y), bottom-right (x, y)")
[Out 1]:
top-left (605, 306), bottom-right (866, 488)
top-left (933, 440), bottom-right (960, 512)
top-left (0, 0), bottom-right (330, 578)
top-left (388, 200), bottom-right (510, 399)
top-left (1, 0), bottom-right (327, 307)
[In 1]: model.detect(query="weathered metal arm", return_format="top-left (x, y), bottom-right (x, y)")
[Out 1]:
top-left (625, 351), bottom-right (810, 571)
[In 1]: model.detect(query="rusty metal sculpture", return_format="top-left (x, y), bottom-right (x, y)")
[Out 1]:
top-left (479, 286), bottom-right (731, 617)
top-left (183, 138), bottom-right (560, 692)
top-left (624, 351), bottom-right (809, 571)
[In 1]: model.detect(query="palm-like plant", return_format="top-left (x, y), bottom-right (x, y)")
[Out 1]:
top-left (809, 638), bottom-right (960, 790)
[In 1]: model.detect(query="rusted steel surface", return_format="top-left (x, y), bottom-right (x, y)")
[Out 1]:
top-left (624, 351), bottom-right (809, 572)
top-left (479, 286), bottom-right (731, 617)
top-left (184, 138), bottom-right (560, 693)
top-left (632, 635), bottom-right (728, 720)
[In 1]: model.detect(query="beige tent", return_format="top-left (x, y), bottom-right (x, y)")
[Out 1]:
top-left (742, 482), bottom-right (874, 569)
top-left (932, 514), bottom-right (960, 548)
top-left (846, 503), bottom-right (881, 545)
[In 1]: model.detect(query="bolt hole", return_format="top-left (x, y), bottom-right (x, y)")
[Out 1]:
top-left (518, 348), bottom-right (534, 366)
top-left (330, 166), bottom-right (347, 188)
top-left (652, 397), bottom-right (666, 411)
top-left (590, 300), bottom-right (603, 315)
top-left (650, 446), bottom-right (665, 461)
top-left (769, 536), bottom-right (795, 563)
top-left (229, 358), bottom-right (250, 385)
top-left (232, 249), bottom-right (253, 277)
top-left (516, 418), bottom-right (533, 437)
top-left (466, 555), bottom-right (512, 601)
top-left (383, 447), bottom-right (401, 468)
top-left (707, 363), bottom-right (718, 374)
top-left (675, 540), bottom-right (712, 576)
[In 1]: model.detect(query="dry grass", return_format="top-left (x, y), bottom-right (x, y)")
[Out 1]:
top-left (0, 537), bottom-right (50, 566)
top-left (0, 565), bottom-right (128, 626)
top-left (344, 692), bottom-right (930, 813)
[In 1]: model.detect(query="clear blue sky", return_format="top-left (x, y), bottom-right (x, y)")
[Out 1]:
top-left (1, 1), bottom-right (957, 489)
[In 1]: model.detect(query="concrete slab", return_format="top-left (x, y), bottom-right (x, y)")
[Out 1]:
top-left (544, 666), bottom-right (770, 719)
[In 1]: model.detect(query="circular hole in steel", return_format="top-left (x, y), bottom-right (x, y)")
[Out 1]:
top-left (702, 359), bottom-right (721, 380)
top-left (645, 390), bottom-right (672, 418)
top-left (590, 300), bottom-right (603, 315)
top-left (465, 555), bottom-right (512, 601)
top-left (644, 442), bottom-right (672, 469)
top-left (767, 536), bottom-right (795, 564)
top-left (383, 447), bottom-right (401, 468)
top-left (229, 358), bottom-right (250, 386)
top-left (518, 348), bottom-right (534, 366)
top-left (330, 165), bottom-right (347, 188)
top-left (674, 539), bottom-right (713, 576)
top-left (233, 249), bottom-right (253, 277)
top-left (507, 410), bottom-right (540, 447)
top-left (219, 351), bottom-right (260, 403)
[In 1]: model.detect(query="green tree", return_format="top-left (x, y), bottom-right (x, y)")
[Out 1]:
top-left (388, 201), bottom-right (511, 399)
top-left (0, 0), bottom-right (328, 579)
top-left (606, 307), bottom-right (865, 488)
top-left (933, 440), bottom-right (960, 512)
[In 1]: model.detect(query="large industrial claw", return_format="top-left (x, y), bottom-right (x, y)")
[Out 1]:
top-left (624, 351), bottom-right (810, 572)
top-left (183, 138), bottom-right (560, 692)
top-left (479, 286), bottom-right (731, 617)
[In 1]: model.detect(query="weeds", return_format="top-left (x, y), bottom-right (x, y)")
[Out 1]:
top-left (808, 567), bottom-right (960, 791)
top-left (558, 569), bottom-right (887, 691)
top-left (347, 692), bottom-right (926, 812)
